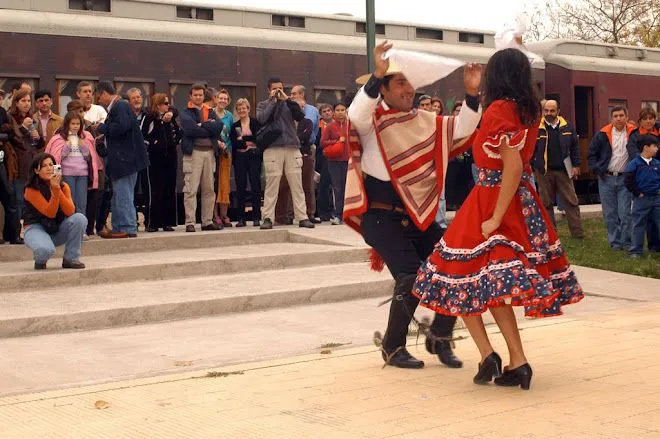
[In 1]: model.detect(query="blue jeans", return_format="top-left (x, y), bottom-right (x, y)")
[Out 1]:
top-left (14, 179), bottom-right (25, 223)
top-left (435, 188), bottom-right (448, 228)
top-left (63, 175), bottom-right (88, 215)
top-left (598, 174), bottom-right (632, 249)
top-left (23, 213), bottom-right (87, 264)
top-left (111, 172), bottom-right (138, 234)
top-left (630, 194), bottom-right (660, 255)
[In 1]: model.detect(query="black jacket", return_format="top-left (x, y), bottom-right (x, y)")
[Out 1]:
top-left (179, 105), bottom-right (223, 156)
top-left (98, 98), bottom-right (149, 179)
top-left (230, 118), bottom-right (261, 155)
top-left (142, 112), bottom-right (180, 158)
top-left (531, 117), bottom-right (579, 172)
top-left (588, 123), bottom-right (636, 177)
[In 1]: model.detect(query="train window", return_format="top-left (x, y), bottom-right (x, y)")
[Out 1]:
top-left (314, 88), bottom-right (346, 106)
top-left (176, 6), bottom-right (193, 19)
top-left (0, 77), bottom-right (39, 100)
top-left (55, 78), bottom-right (96, 116)
top-left (608, 99), bottom-right (628, 115)
top-left (288, 16), bottom-right (306, 28)
top-left (459, 32), bottom-right (484, 44)
top-left (169, 83), bottom-right (195, 109)
top-left (272, 15), bottom-right (286, 27)
top-left (69, 0), bottom-right (111, 12)
top-left (196, 8), bottom-right (213, 21)
top-left (356, 22), bottom-right (386, 35)
top-left (219, 84), bottom-right (256, 117)
top-left (115, 81), bottom-right (154, 107)
top-left (416, 28), bottom-right (444, 41)
top-left (641, 101), bottom-right (659, 112)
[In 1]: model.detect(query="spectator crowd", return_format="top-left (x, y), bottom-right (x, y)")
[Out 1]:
top-left (0, 79), bottom-right (658, 269)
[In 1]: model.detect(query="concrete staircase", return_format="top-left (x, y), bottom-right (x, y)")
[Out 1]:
top-left (0, 226), bottom-right (393, 338)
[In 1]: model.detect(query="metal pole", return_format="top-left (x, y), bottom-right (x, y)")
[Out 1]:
top-left (366, 0), bottom-right (376, 72)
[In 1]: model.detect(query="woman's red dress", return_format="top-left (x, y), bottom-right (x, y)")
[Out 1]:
top-left (413, 100), bottom-right (583, 317)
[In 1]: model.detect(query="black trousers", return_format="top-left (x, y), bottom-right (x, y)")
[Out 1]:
top-left (147, 151), bottom-right (178, 229)
top-left (233, 150), bottom-right (262, 221)
top-left (315, 148), bottom-right (335, 220)
top-left (96, 177), bottom-right (113, 234)
top-left (134, 168), bottom-right (151, 228)
top-left (0, 165), bottom-right (18, 243)
top-left (361, 208), bottom-right (457, 352)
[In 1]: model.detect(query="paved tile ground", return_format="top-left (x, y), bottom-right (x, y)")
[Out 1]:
top-left (0, 298), bottom-right (658, 438)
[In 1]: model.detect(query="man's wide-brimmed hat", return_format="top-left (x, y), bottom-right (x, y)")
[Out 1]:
top-left (355, 58), bottom-right (403, 85)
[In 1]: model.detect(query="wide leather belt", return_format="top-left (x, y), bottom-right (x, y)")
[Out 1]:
top-left (370, 202), bottom-right (406, 214)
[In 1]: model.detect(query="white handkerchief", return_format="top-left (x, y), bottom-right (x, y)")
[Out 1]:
top-left (384, 48), bottom-right (465, 90)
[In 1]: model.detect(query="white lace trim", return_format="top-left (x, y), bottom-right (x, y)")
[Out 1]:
top-left (481, 129), bottom-right (529, 159)
top-left (438, 236), bottom-right (563, 259)
top-left (549, 266), bottom-right (575, 281)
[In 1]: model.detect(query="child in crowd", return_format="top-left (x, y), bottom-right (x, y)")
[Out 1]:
top-left (624, 134), bottom-right (660, 258)
top-left (45, 111), bottom-right (97, 215)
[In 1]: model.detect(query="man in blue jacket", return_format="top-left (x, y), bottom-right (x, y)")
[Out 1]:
top-left (624, 134), bottom-right (660, 258)
top-left (96, 81), bottom-right (149, 239)
top-left (179, 83), bottom-right (223, 232)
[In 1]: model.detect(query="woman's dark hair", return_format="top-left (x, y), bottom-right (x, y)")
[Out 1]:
top-left (481, 48), bottom-right (540, 125)
top-left (333, 102), bottom-right (347, 110)
top-left (59, 111), bottom-right (85, 140)
top-left (27, 153), bottom-right (57, 188)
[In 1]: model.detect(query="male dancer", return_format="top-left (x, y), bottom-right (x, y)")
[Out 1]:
top-left (344, 41), bottom-right (482, 368)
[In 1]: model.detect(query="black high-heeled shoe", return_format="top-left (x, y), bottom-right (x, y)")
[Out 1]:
top-left (494, 363), bottom-right (533, 390)
top-left (473, 352), bottom-right (502, 384)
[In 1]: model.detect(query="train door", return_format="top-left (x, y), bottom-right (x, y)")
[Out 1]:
top-left (574, 86), bottom-right (597, 203)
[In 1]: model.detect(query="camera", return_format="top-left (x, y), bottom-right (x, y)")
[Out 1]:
top-left (53, 164), bottom-right (62, 176)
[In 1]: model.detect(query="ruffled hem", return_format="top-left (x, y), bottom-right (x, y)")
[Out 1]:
top-left (413, 258), bottom-right (583, 318)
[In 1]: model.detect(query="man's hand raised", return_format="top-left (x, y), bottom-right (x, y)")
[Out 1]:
top-left (373, 40), bottom-right (394, 79)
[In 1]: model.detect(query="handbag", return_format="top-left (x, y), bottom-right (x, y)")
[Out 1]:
top-left (256, 125), bottom-right (281, 151)
top-left (323, 141), bottom-right (345, 159)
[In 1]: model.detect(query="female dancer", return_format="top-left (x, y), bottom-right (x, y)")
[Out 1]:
top-left (413, 48), bottom-right (583, 390)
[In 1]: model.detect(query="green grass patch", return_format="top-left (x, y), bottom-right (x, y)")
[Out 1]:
top-left (556, 217), bottom-right (660, 279)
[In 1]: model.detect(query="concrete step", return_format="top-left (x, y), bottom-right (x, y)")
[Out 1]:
top-left (0, 228), bottom-right (294, 263)
top-left (0, 242), bottom-right (368, 293)
top-left (0, 263), bottom-right (392, 338)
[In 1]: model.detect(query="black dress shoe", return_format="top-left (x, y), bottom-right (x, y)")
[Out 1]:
top-left (381, 347), bottom-right (424, 369)
top-left (163, 226), bottom-right (175, 232)
top-left (494, 363), bottom-right (533, 390)
top-left (11, 237), bottom-right (24, 245)
top-left (235, 220), bottom-right (247, 227)
top-left (299, 219), bottom-right (315, 228)
top-left (426, 337), bottom-right (463, 368)
top-left (260, 218), bottom-right (273, 230)
top-left (146, 227), bottom-right (158, 233)
top-left (253, 220), bottom-right (260, 227)
top-left (34, 262), bottom-right (47, 270)
top-left (62, 259), bottom-right (86, 269)
top-left (309, 216), bottom-right (321, 224)
top-left (473, 352), bottom-right (502, 384)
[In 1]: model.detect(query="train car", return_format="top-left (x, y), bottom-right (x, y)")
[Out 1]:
top-left (528, 40), bottom-right (660, 203)
top-left (0, 0), bottom-right (545, 116)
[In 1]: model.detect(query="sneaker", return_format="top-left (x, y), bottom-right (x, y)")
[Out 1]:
top-left (260, 218), bottom-right (273, 230)
top-left (299, 219), bottom-right (315, 228)
top-left (330, 217), bottom-right (342, 225)
top-left (186, 225), bottom-right (196, 233)
top-left (83, 234), bottom-right (90, 241)
top-left (201, 223), bottom-right (222, 231)
top-left (309, 216), bottom-right (322, 224)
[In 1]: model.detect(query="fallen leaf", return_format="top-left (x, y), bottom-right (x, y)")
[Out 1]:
top-left (174, 360), bottom-right (193, 367)
top-left (94, 400), bottom-right (111, 410)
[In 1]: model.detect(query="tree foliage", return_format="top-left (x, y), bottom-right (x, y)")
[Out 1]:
top-left (527, 0), bottom-right (660, 47)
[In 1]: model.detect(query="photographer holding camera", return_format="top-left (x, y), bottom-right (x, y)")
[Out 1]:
top-left (256, 77), bottom-right (314, 230)
top-left (22, 153), bottom-right (87, 269)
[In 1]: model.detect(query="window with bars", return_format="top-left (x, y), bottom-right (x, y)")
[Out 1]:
top-left (416, 27), bottom-right (443, 41)
top-left (176, 6), bottom-right (213, 21)
top-left (314, 88), bottom-right (346, 106)
top-left (55, 78), bottom-right (95, 116)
